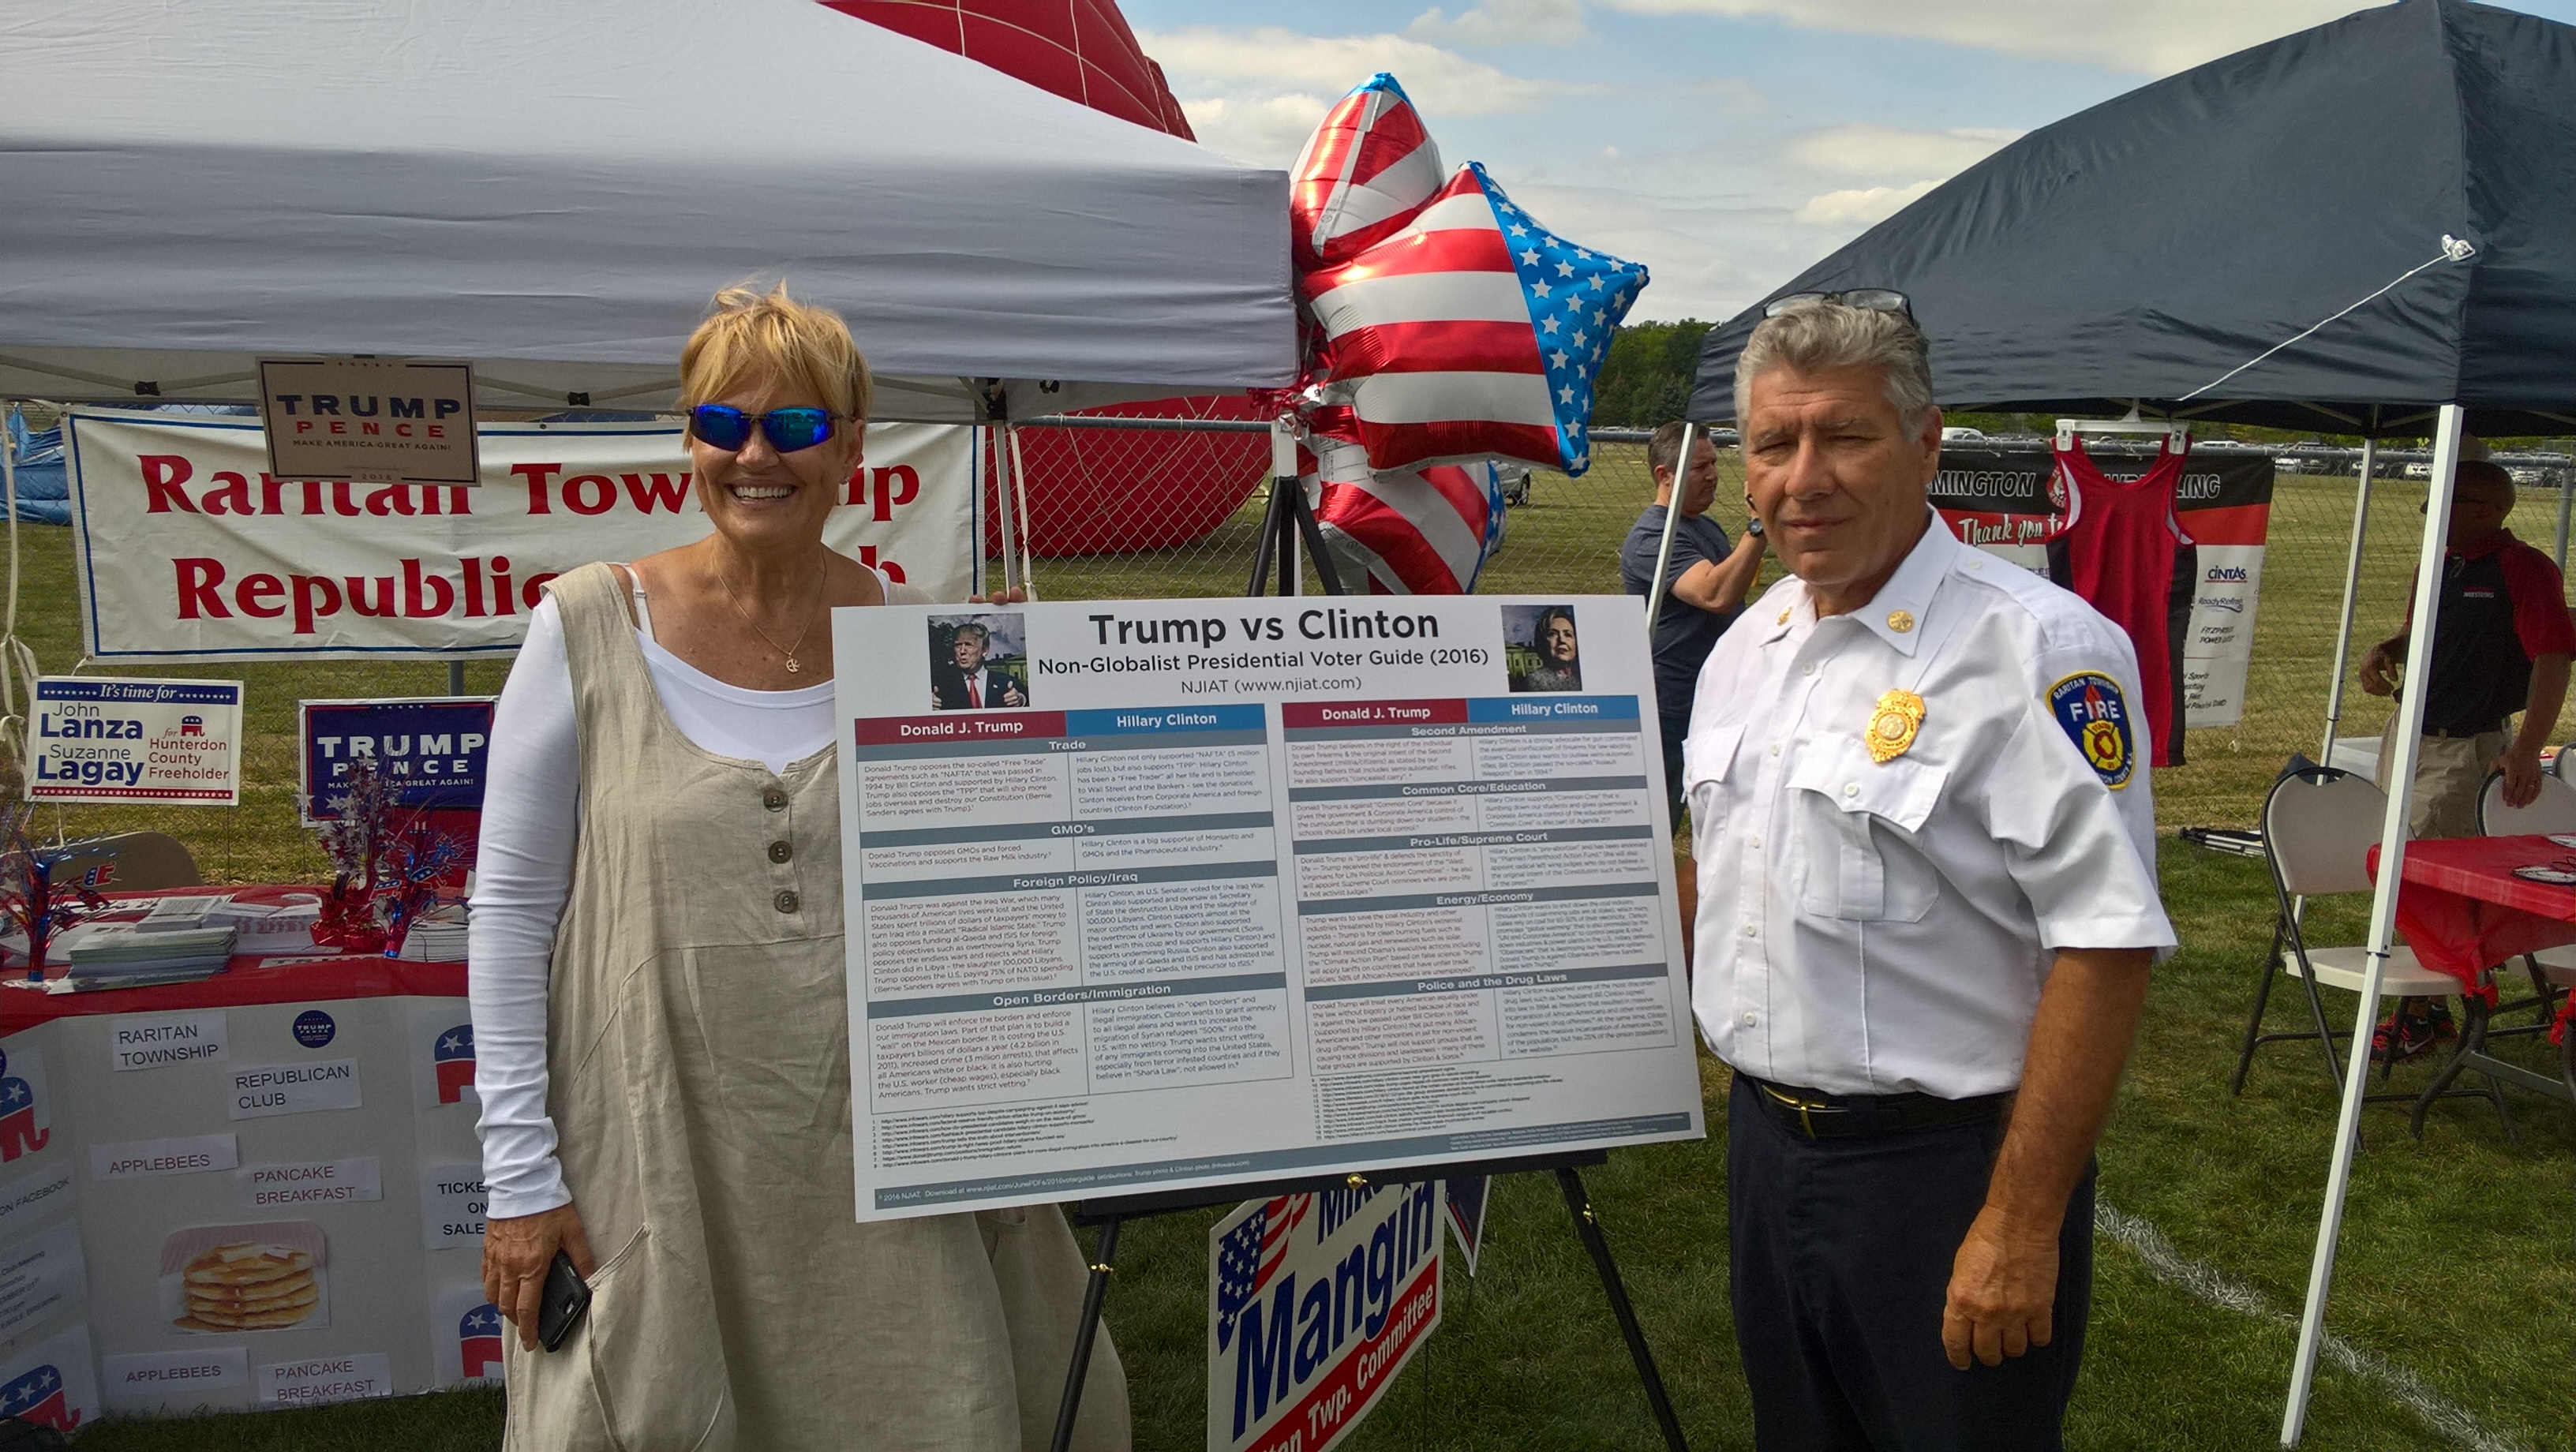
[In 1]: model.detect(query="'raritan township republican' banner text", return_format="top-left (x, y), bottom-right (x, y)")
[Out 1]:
top-left (1929, 443), bottom-right (2274, 730)
top-left (62, 409), bottom-right (972, 662)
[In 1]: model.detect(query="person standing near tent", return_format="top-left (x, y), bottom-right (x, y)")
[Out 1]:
top-left (2354, 457), bottom-right (2574, 1057)
top-left (1685, 298), bottom-right (2172, 1450)
top-left (1623, 421), bottom-right (1767, 833)
top-left (467, 283), bottom-right (1127, 1450)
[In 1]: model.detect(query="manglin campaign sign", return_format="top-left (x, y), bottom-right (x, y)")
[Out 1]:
top-left (1208, 1182), bottom-right (1441, 1452)
top-left (298, 698), bottom-right (495, 823)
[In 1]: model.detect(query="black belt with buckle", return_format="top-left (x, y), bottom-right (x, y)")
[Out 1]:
top-left (1745, 1075), bottom-right (2009, 1140)
top-left (2426, 722), bottom-right (2504, 740)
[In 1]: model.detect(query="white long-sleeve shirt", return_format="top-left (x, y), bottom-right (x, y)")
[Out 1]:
top-left (468, 579), bottom-right (885, 1218)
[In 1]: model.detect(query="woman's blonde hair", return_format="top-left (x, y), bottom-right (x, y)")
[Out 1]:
top-left (678, 281), bottom-right (873, 421)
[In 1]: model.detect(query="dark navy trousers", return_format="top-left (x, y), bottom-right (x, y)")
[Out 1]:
top-left (1726, 1074), bottom-right (2095, 1451)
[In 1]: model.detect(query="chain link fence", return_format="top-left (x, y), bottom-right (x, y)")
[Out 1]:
top-left (994, 421), bottom-right (1671, 601)
top-left (990, 415), bottom-right (2576, 828)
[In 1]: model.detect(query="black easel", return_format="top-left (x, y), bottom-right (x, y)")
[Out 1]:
top-left (1244, 468), bottom-right (1348, 597)
top-left (1046, 1149), bottom-right (1690, 1452)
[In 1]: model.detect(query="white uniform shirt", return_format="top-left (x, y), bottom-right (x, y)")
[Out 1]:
top-left (1685, 515), bottom-right (2176, 1099)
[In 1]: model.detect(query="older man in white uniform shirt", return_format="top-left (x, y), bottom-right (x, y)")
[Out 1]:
top-left (1684, 298), bottom-right (2173, 1450)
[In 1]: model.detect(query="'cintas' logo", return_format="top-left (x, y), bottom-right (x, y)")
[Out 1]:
top-left (2204, 565), bottom-right (2250, 582)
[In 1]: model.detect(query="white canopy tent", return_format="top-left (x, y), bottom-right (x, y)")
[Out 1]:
top-left (0, 0), bottom-right (1294, 421)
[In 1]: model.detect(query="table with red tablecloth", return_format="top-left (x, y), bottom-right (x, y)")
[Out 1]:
top-left (2365, 836), bottom-right (2576, 1123)
top-left (0, 885), bottom-right (489, 1429)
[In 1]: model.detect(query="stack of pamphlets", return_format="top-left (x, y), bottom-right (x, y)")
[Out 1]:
top-left (63, 922), bottom-right (238, 987)
top-left (206, 896), bottom-right (324, 956)
top-left (395, 904), bottom-right (469, 963)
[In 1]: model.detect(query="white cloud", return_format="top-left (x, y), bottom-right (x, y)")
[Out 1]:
top-left (1174, 92), bottom-right (1339, 167)
top-left (1786, 124), bottom-right (2020, 181)
top-left (1793, 179), bottom-right (1939, 226)
top-left (1406, 0), bottom-right (1591, 46)
top-left (1594, 0), bottom-right (2362, 75)
top-left (1138, 26), bottom-right (1597, 163)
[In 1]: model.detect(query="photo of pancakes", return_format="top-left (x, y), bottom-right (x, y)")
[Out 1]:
top-left (175, 1243), bottom-right (318, 1331)
top-left (159, 1221), bottom-right (329, 1334)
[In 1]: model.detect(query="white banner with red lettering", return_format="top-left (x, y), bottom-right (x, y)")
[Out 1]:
top-left (62, 409), bottom-right (972, 662)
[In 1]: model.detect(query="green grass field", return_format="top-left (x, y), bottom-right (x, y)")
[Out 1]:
top-left (20, 458), bottom-right (2575, 1450)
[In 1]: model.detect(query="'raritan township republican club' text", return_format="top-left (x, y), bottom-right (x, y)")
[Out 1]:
top-left (62, 412), bottom-right (972, 658)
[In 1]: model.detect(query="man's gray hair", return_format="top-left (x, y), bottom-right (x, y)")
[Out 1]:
top-left (1732, 301), bottom-right (1936, 429)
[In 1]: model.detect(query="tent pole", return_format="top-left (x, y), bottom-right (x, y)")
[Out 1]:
top-left (2316, 437), bottom-right (2379, 761)
top-left (1642, 423), bottom-right (1697, 639)
top-left (1007, 424), bottom-right (1039, 602)
top-left (990, 425), bottom-right (1020, 599)
top-left (0, 408), bottom-right (18, 768)
top-left (2280, 403), bottom-right (2465, 1448)
top-left (2553, 470), bottom-right (2571, 574)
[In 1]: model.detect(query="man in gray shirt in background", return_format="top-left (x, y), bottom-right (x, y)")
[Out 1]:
top-left (1623, 420), bottom-right (1768, 833)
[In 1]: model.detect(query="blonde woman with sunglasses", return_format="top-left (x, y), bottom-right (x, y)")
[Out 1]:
top-left (466, 283), bottom-right (1128, 1450)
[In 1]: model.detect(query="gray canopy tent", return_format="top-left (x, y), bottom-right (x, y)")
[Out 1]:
top-left (0, 0), bottom-right (1294, 422)
top-left (1676, 0), bottom-right (2576, 1442)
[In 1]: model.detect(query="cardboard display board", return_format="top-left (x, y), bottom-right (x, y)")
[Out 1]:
top-left (298, 699), bottom-right (495, 823)
top-left (0, 934), bottom-right (486, 1420)
top-left (1210, 1182), bottom-right (1442, 1452)
top-left (254, 360), bottom-right (478, 488)
top-left (833, 596), bottom-right (1705, 1222)
top-left (27, 679), bottom-right (242, 804)
top-left (63, 410), bottom-right (972, 661)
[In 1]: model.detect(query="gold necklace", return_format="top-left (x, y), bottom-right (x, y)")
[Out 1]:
top-left (716, 555), bottom-right (826, 674)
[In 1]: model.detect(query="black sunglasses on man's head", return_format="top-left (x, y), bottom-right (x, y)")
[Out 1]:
top-left (1762, 288), bottom-right (1915, 323)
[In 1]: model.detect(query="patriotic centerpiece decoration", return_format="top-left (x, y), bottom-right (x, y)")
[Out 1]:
top-left (0, 803), bottom-right (110, 982)
top-left (306, 757), bottom-right (468, 956)
top-left (1285, 73), bottom-right (1649, 593)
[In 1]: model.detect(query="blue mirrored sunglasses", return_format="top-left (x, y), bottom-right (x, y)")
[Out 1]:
top-left (687, 405), bottom-right (840, 453)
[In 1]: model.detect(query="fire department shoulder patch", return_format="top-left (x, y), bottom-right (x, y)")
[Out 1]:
top-left (2047, 672), bottom-right (2134, 790)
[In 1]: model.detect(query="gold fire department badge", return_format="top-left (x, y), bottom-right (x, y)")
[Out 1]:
top-left (1866, 689), bottom-right (1925, 764)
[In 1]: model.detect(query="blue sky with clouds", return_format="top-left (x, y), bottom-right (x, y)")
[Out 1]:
top-left (1121, 0), bottom-right (2576, 323)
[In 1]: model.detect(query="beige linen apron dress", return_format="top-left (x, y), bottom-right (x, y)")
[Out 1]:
top-left (501, 563), bottom-right (1128, 1452)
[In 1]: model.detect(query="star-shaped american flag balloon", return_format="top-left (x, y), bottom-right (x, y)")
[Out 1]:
top-left (1297, 85), bottom-right (1648, 480)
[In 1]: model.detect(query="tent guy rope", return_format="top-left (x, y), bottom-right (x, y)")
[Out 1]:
top-left (2179, 237), bottom-right (2477, 403)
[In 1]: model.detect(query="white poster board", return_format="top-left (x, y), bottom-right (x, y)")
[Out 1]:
top-left (63, 409), bottom-right (972, 662)
top-left (0, 984), bottom-right (489, 1420)
top-left (834, 595), bottom-right (1704, 1222)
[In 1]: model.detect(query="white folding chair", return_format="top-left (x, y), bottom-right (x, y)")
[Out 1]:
top-left (2473, 770), bottom-right (2576, 1061)
top-left (2477, 770), bottom-right (2576, 836)
top-left (2234, 768), bottom-right (2507, 1127)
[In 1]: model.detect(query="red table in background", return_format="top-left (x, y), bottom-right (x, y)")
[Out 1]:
top-left (1, 884), bottom-right (466, 1028)
top-left (2366, 836), bottom-right (2576, 1128)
